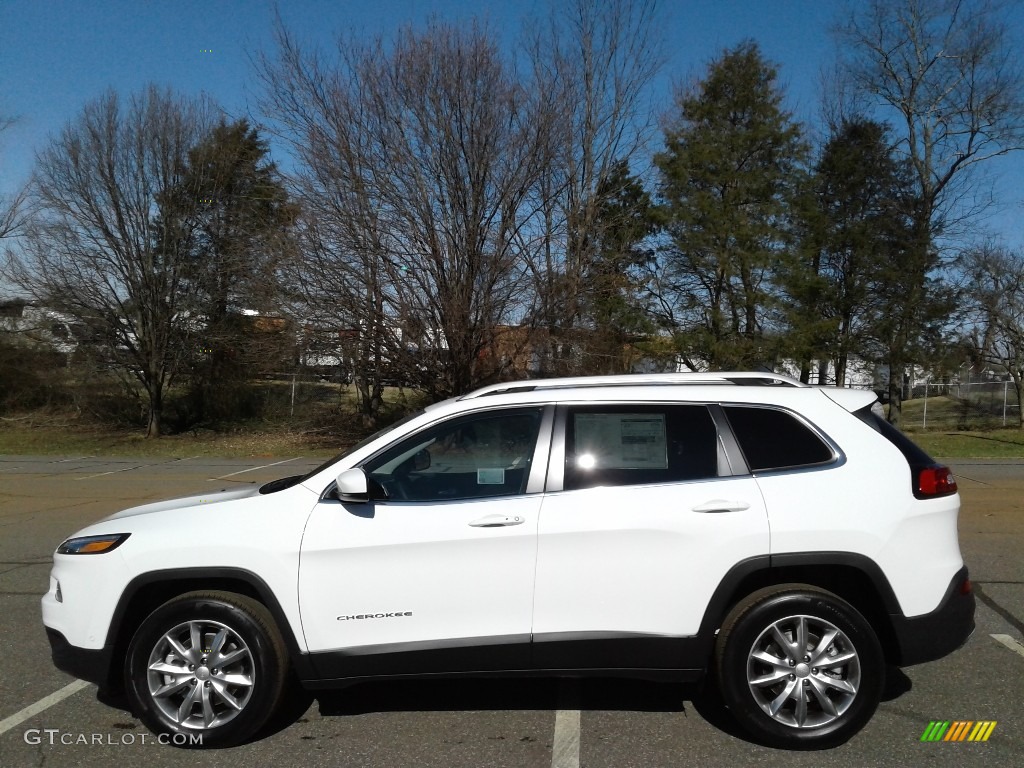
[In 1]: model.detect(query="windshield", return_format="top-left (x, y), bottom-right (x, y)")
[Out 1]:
top-left (260, 409), bottom-right (425, 494)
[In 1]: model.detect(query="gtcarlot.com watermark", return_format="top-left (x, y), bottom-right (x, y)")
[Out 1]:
top-left (24, 728), bottom-right (202, 747)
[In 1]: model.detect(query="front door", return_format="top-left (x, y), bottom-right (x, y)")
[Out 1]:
top-left (299, 406), bottom-right (550, 677)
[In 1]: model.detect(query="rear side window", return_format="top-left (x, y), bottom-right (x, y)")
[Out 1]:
top-left (564, 404), bottom-right (718, 490)
top-left (723, 406), bottom-right (834, 472)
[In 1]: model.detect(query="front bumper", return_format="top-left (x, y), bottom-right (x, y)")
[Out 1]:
top-left (46, 628), bottom-right (118, 692)
top-left (890, 565), bottom-right (975, 666)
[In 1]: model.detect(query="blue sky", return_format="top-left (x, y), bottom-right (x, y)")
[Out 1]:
top-left (2, 0), bottom-right (1022, 246)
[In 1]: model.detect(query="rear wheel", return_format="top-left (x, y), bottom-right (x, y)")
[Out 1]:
top-left (125, 591), bottom-right (287, 748)
top-left (715, 584), bottom-right (883, 749)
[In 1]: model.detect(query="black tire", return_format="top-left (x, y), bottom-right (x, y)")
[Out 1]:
top-left (714, 584), bottom-right (884, 750)
top-left (124, 591), bottom-right (288, 748)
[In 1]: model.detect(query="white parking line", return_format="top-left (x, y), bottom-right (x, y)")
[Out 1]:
top-left (74, 464), bottom-right (142, 481)
top-left (551, 708), bottom-right (581, 768)
top-left (551, 679), bottom-right (581, 768)
top-left (0, 679), bottom-right (90, 736)
top-left (0, 455), bottom-right (97, 474)
top-left (72, 455), bottom-right (202, 481)
top-left (992, 633), bottom-right (1024, 659)
top-left (209, 457), bottom-right (300, 481)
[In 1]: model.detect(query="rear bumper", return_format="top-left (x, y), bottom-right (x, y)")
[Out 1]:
top-left (890, 566), bottom-right (975, 666)
top-left (46, 627), bottom-right (117, 692)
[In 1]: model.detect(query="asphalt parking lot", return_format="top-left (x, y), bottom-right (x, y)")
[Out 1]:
top-left (0, 455), bottom-right (1021, 767)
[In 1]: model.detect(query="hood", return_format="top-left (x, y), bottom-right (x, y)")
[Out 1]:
top-left (101, 486), bottom-right (262, 521)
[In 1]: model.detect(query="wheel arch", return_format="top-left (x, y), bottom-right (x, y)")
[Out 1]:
top-left (104, 567), bottom-right (314, 692)
top-left (695, 553), bottom-right (903, 664)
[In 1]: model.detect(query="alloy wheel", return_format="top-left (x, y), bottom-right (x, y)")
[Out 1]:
top-left (745, 613), bottom-right (861, 729)
top-left (145, 619), bottom-right (255, 731)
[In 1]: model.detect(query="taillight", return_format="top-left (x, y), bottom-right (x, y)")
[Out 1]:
top-left (916, 465), bottom-right (958, 498)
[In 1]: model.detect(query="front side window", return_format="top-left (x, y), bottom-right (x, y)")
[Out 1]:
top-left (364, 408), bottom-right (543, 502)
top-left (564, 404), bottom-right (719, 491)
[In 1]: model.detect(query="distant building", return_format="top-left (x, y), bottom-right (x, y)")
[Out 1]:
top-left (0, 300), bottom-right (80, 355)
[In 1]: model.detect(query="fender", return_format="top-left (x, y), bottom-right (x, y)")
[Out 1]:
top-left (768, 552), bottom-right (902, 612)
top-left (679, 552), bottom-right (902, 667)
top-left (105, 567), bottom-right (316, 681)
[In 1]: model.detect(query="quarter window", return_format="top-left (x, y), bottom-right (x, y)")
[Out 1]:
top-left (564, 404), bottom-right (718, 490)
top-left (723, 406), bottom-right (834, 471)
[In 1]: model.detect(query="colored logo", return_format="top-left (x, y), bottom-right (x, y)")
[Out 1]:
top-left (920, 721), bottom-right (996, 742)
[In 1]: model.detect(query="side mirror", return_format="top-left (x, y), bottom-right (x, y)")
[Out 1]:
top-left (335, 468), bottom-right (369, 503)
top-left (413, 448), bottom-right (431, 471)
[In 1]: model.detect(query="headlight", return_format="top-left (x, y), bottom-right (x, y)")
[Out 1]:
top-left (57, 533), bottom-right (131, 555)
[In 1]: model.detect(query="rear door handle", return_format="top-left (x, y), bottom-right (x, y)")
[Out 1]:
top-left (692, 499), bottom-right (751, 513)
top-left (469, 514), bottom-right (525, 527)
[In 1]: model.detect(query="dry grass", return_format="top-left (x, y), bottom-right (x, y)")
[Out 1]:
top-left (6, 394), bottom-right (1022, 460)
top-left (0, 381), bottom-right (434, 458)
top-left (0, 411), bottom-right (346, 459)
top-left (907, 429), bottom-right (1024, 459)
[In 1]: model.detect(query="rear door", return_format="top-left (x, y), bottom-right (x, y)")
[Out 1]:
top-left (531, 402), bottom-right (769, 669)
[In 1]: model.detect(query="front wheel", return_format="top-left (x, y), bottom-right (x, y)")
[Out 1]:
top-left (715, 584), bottom-right (884, 749)
top-left (125, 591), bottom-right (288, 748)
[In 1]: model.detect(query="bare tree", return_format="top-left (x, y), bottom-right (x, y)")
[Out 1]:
top-left (524, 0), bottom-right (663, 375)
top-left (0, 114), bottom-right (28, 240)
top-left (836, 0), bottom-right (1024, 421)
top-left (963, 243), bottom-right (1024, 428)
top-left (260, 20), bottom-right (548, 417)
top-left (3, 87), bottom-right (212, 437)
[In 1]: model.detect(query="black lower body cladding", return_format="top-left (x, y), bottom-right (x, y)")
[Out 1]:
top-left (890, 566), bottom-right (975, 666)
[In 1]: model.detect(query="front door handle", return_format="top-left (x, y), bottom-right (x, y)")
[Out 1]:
top-left (692, 499), bottom-right (751, 513)
top-left (469, 514), bottom-right (525, 527)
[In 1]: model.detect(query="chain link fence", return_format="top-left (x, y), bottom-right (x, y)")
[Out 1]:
top-left (254, 372), bottom-right (351, 421)
top-left (910, 381), bottom-right (1021, 431)
top-left (252, 372), bottom-right (425, 426)
top-left (262, 373), bottom-right (1021, 433)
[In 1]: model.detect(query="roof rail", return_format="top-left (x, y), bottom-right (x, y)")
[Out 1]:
top-left (460, 372), bottom-right (806, 399)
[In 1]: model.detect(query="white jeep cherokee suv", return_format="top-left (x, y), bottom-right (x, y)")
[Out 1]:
top-left (42, 372), bottom-right (974, 749)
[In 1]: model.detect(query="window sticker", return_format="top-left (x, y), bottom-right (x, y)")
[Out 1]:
top-left (574, 413), bottom-right (668, 469)
top-left (477, 467), bottom-right (505, 485)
